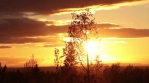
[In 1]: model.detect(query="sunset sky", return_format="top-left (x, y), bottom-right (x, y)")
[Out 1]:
top-left (0, 0), bottom-right (149, 67)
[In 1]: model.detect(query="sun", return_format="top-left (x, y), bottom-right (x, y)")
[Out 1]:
top-left (84, 40), bottom-right (98, 55)
top-left (84, 40), bottom-right (100, 61)
top-left (84, 39), bottom-right (114, 62)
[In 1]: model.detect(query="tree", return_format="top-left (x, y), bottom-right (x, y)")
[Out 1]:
top-left (23, 54), bottom-right (41, 83)
top-left (24, 54), bottom-right (38, 72)
top-left (53, 7), bottom-right (102, 83)
top-left (0, 62), bottom-right (2, 72)
top-left (0, 64), bottom-right (7, 83)
top-left (54, 48), bottom-right (64, 83)
top-left (64, 8), bottom-right (101, 83)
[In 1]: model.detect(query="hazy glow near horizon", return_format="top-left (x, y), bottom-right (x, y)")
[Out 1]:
top-left (0, 37), bottom-right (149, 67)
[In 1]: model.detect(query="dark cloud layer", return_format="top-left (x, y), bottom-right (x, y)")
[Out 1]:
top-left (0, 17), bottom-right (119, 37)
top-left (98, 28), bottom-right (149, 38)
top-left (97, 23), bottom-right (120, 28)
top-left (0, 37), bottom-right (56, 44)
top-left (0, 0), bottom-right (147, 44)
top-left (0, 17), bottom-right (67, 37)
top-left (0, 46), bottom-right (12, 49)
top-left (0, 0), bottom-right (143, 15)
top-left (0, 17), bottom-right (149, 44)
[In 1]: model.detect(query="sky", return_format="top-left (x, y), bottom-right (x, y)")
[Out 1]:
top-left (0, 0), bottom-right (149, 67)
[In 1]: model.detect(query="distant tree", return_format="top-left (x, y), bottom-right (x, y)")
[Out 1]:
top-left (102, 63), bottom-right (121, 83)
top-left (0, 62), bottom-right (2, 82)
top-left (24, 54), bottom-right (39, 78)
top-left (89, 55), bottom-right (103, 83)
top-left (54, 48), bottom-right (59, 83)
top-left (23, 54), bottom-right (42, 83)
top-left (54, 48), bottom-right (64, 83)
top-left (2, 65), bottom-right (7, 73)
top-left (0, 64), bottom-right (7, 83)
top-left (0, 62), bottom-right (2, 72)
top-left (24, 54), bottom-right (38, 69)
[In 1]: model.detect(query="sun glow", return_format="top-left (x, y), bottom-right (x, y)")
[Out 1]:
top-left (84, 40), bottom-right (99, 55)
top-left (63, 37), bottom-right (119, 63)
top-left (84, 40), bottom-right (100, 61)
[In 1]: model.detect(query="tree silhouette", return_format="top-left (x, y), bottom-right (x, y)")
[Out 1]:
top-left (63, 8), bottom-right (101, 83)
top-left (0, 62), bottom-right (2, 72)
top-left (0, 63), bottom-right (7, 83)
top-left (24, 54), bottom-right (38, 73)
top-left (51, 6), bottom-right (116, 83)
top-left (24, 54), bottom-right (37, 68)
top-left (54, 48), bottom-right (64, 83)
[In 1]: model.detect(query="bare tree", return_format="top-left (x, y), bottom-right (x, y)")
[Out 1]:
top-left (24, 54), bottom-right (38, 72)
top-left (54, 48), bottom-right (59, 83)
top-left (54, 48), bottom-right (65, 83)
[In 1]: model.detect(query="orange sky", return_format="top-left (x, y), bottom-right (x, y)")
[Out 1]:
top-left (0, 0), bottom-right (149, 67)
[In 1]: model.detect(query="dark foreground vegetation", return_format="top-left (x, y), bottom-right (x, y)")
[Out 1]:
top-left (0, 63), bottom-right (149, 83)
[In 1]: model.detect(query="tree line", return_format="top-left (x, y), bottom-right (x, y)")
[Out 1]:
top-left (0, 62), bottom-right (149, 83)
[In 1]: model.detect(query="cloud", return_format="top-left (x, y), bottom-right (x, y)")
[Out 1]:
top-left (0, 17), bottom-right (121, 44)
top-left (0, 0), bottom-right (146, 15)
top-left (0, 46), bottom-right (12, 49)
top-left (0, 17), bottom-right (67, 44)
top-left (0, 37), bottom-right (58, 44)
top-left (97, 23), bottom-right (120, 29)
top-left (43, 44), bottom-right (64, 48)
top-left (0, 17), bottom-right (67, 37)
top-left (45, 20), bottom-right (71, 26)
top-left (0, 17), bottom-right (149, 44)
top-left (0, 12), bottom-right (27, 19)
top-left (0, 0), bottom-right (147, 45)
top-left (0, 17), bottom-right (120, 38)
top-left (98, 28), bottom-right (149, 38)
